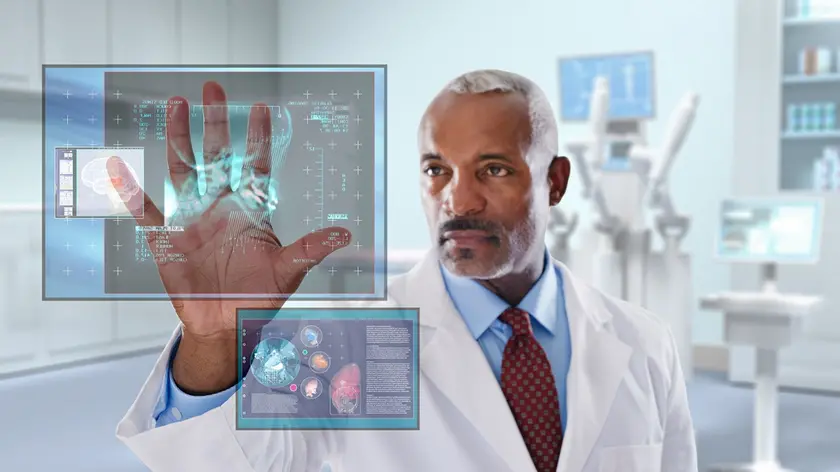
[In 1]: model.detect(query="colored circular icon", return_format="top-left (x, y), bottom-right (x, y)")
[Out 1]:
top-left (300, 325), bottom-right (323, 348)
top-left (308, 352), bottom-right (331, 373)
top-left (301, 376), bottom-right (323, 400)
top-left (290, 384), bottom-right (298, 392)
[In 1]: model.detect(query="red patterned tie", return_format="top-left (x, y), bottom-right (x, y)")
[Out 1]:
top-left (499, 307), bottom-right (563, 472)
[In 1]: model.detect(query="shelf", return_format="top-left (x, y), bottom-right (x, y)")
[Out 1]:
top-left (783, 74), bottom-right (840, 84)
top-left (781, 131), bottom-right (840, 139)
top-left (783, 16), bottom-right (840, 26)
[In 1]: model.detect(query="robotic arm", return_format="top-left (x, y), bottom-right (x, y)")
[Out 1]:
top-left (647, 92), bottom-right (699, 211)
top-left (630, 92), bottom-right (700, 239)
top-left (589, 76), bottom-right (610, 168)
top-left (567, 76), bottom-right (621, 235)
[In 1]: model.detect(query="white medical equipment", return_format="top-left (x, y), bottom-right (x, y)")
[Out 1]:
top-left (700, 197), bottom-right (824, 472)
top-left (551, 52), bottom-right (700, 378)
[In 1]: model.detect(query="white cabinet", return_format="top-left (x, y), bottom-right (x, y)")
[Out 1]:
top-left (115, 301), bottom-right (178, 342)
top-left (42, 0), bottom-right (108, 64)
top-left (43, 301), bottom-right (115, 353)
top-left (180, 0), bottom-right (229, 64)
top-left (0, 120), bottom-right (41, 204)
top-left (0, 0), bottom-right (42, 91)
top-left (109, 0), bottom-right (180, 64)
top-left (228, 0), bottom-right (279, 64)
top-left (0, 206), bottom-right (40, 367)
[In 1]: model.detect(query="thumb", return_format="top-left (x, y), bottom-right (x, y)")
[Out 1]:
top-left (275, 226), bottom-right (352, 276)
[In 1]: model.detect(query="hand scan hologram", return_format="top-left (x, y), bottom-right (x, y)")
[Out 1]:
top-left (166, 105), bottom-right (293, 229)
top-left (80, 156), bottom-right (141, 216)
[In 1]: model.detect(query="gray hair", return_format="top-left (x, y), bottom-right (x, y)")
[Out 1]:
top-left (439, 69), bottom-right (559, 161)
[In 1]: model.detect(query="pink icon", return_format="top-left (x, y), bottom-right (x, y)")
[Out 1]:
top-left (290, 384), bottom-right (298, 392)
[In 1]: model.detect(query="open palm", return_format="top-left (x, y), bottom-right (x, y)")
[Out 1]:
top-left (106, 81), bottom-right (349, 341)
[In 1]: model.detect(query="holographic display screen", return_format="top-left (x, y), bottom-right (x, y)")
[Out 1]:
top-left (43, 65), bottom-right (386, 300)
top-left (558, 51), bottom-right (655, 121)
top-left (237, 308), bottom-right (419, 430)
top-left (715, 198), bottom-right (824, 264)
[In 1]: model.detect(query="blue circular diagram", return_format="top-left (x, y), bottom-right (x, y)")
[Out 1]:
top-left (250, 338), bottom-right (301, 388)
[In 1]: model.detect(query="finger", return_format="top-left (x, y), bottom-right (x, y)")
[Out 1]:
top-left (106, 157), bottom-right (164, 227)
top-left (273, 227), bottom-right (352, 281)
top-left (202, 81), bottom-right (230, 167)
top-left (166, 96), bottom-right (196, 192)
top-left (107, 157), bottom-right (167, 253)
top-left (244, 103), bottom-right (272, 177)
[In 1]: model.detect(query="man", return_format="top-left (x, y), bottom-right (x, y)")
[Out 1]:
top-left (114, 70), bottom-right (698, 472)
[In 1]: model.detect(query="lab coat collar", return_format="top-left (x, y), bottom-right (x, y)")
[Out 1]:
top-left (394, 249), bottom-right (632, 472)
top-left (439, 248), bottom-right (559, 339)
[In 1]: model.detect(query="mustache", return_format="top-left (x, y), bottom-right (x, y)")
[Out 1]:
top-left (437, 218), bottom-right (500, 243)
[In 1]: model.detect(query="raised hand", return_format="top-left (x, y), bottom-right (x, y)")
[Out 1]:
top-left (106, 81), bottom-right (350, 392)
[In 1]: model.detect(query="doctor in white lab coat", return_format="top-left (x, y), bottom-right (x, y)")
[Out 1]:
top-left (112, 70), bottom-right (698, 472)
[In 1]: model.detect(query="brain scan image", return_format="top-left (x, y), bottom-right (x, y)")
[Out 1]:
top-left (76, 148), bottom-right (145, 217)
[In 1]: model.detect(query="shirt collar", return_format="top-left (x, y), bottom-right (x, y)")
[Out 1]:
top-left (440, 249), bottom-right (559, 339)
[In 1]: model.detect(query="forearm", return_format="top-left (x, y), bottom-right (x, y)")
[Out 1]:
top-left (172, 331), bottom-right (239, 394)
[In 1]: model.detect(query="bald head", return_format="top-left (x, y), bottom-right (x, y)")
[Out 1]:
top-left (417, 69), bottom-right (570, 281)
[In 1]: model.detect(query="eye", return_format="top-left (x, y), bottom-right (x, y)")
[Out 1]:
top-left (485, 165), bottom-right (510, 177)
top-left (424, 166), bottom-right (445, 177)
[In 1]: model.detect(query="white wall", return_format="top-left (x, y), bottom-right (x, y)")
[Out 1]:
top-left (278, 0), bottom-right (736, 345)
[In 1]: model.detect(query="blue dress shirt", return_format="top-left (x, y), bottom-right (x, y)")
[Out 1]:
top-left (439, 250), bottom-right (571, 433)
top-left (154, 250), bottom-right (571, 431)
top-left (153, 335), bottom-right (236, 427)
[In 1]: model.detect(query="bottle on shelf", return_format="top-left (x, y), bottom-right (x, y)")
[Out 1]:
top-left (812, 146), bottom-right (840, 191)
top-left (812, 0), bottom-right (830, 17)
top-left (834, 151), bottom-right (840, 190)
top-left (788, 103), bottom-right (799, 133)
top-left (800, 47), bottom-right (817, 75)
top-left (836, 48), bottom-right (840, 72)
top-left (818, 47), bottom-right (832, 73)
top-left (802, 103), bottom-right (815, 132)
top-left (798, 0), bottom-right (810, 17)
top-left (824, 102), bottom-right (836, 130)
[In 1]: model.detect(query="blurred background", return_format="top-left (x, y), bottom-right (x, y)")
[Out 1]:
top-left (1, 0), bottom-right (839, 470)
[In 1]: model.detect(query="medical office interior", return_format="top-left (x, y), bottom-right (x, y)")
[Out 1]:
top-left (0, 0), bottom-right (839, 470)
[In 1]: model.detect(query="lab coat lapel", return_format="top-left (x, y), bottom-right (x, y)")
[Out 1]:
top-left (396, 251), bottom-right (537, 472)
top-left (554, 260), bottom-right (633, 472)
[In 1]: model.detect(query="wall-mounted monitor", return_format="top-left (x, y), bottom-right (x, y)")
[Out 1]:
top-left (558, 51), bottom-right (656, 121)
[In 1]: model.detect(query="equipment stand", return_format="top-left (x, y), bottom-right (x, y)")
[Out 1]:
top-left (752, 347), bottom-right (781, 469)
top-left (701, 261), bottom-right (822, 472)
top-left (743, 263), bottom-right (787, 471)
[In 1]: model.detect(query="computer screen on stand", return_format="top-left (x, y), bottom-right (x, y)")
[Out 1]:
top-left (715, 197), bottom-right (824, 265)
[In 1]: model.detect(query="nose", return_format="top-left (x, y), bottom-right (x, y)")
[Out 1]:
top-left (443, 174), bottom-right (485, 217)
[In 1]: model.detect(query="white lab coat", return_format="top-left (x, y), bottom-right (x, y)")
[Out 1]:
top-left (117, 251), bottom-right (698, 472)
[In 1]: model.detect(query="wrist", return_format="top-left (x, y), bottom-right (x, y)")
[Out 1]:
top-left (181, 326), bottom-right (238, 345)
top-left (173, 329), bottom-right (239, 395)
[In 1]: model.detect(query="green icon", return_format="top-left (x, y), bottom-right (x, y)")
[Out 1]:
top-left (302, 349), bottom-right (308, 355)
